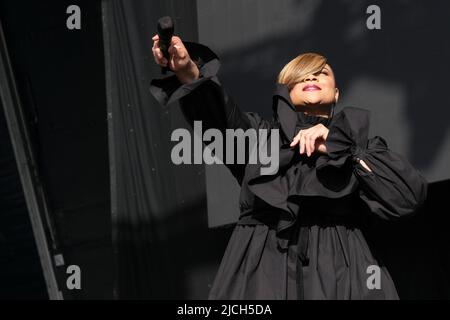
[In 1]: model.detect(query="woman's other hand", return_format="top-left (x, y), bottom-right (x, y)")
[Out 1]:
top-left (290, 123), bottom-right (329, 156)
top-left (151, 34), bottom-right (199, 84)
top-left (289, 123), bottom-right (373, 171)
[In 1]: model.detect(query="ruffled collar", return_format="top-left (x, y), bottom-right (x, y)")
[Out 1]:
top-left (245, 83), bottom-right (359, 248)
top-left (271, 83), bottom-right (331, 143)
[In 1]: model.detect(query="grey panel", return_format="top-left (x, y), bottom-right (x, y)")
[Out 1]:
top-left (197, 0), bottom-right (450, 226)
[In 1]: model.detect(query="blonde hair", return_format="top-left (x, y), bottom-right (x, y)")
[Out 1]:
top-left (277, 52), bottom-right (328, 90)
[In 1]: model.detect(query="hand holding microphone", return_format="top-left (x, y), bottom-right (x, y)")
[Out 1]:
top-left (155, 16), bottom-right (174, 75)
top-left (152, 16), bottom-right (199, 84)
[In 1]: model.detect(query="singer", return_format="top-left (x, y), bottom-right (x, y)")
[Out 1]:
top-left (150, 35), bottom-right (428, 300)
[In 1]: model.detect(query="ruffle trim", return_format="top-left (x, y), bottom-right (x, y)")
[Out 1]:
top-left (149, 42), bottom-right (221, 107)
top-left (247, 104), bottom-right (370, 248)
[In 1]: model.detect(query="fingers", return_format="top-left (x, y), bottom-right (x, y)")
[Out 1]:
top-left (359, 159), bottom-right (373, 172)
top-left (168, 36), bottom-right (181, 56)
top-left (171, 35), bottom-right (182, 46)
top-left (290, 130), bottom-right (308, 155)
top-left (304, 132), bottom-right (312, 157)
top-left (169, 51), bottom-right (176, 71)
top-left (290, 125), bottom-right (328, 157)
top-left (300, 132), bottom-right (306, 155)
top-left (301, 131), bottom-right (315, 157)
top-left (290, 131), bottom-right (304, 154)
top-left (308, 132), bottom-right (321, 157)
top-left (316, 142), bottom-right (328, 154)
top-left (168, 42), bottom-right (187, 60)
top-left (152, 38), bottom-right (168, 66)
top-left (168, 46), bottom-right (189, 71)
top-left (173, 44), bottom-right (187, 59)
top-left (290, 135), bottom-right (300, 147)
top-left (152, 34), bottom-right (190, 70)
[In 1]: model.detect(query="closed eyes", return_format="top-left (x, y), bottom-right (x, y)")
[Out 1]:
top-left (313, 69), bottom-right (329, 76)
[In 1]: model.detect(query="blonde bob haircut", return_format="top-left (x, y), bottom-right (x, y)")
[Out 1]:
top-left (277, 52), bottom-right (329, 90)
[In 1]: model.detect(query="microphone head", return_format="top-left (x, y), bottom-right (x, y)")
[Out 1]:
top-left (156, 16), bottom-right (175, 74)
top-left (157, 16), bottom-right (174, 39)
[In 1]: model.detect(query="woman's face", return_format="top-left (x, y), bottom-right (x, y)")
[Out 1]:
top-left (289, 64), bottom-right (339, 112)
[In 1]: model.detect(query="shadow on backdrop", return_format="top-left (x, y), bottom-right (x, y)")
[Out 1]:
top-left (104, 0), bottom-right (450, 299)
top-left (212, 0), bottom-right (450, 180)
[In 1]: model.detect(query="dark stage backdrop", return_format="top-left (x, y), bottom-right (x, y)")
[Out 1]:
top-left (197, 0), bottom-right (450, 183)
top-left (102, 0), bottom-right (231, 299)
top-left (103, 0), bottom-right (450, 299)
top-left (0, 100), bottom-right (48, 299)
top-left (1, 0), bottom-right (448, 300)
top-left (199, 0), bottom-right (450, 226)
top-left (0, 0), bottom-right (111, 299)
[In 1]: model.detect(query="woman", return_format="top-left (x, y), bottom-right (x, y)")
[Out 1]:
top-left (150, 35), bottom-right (428, 300)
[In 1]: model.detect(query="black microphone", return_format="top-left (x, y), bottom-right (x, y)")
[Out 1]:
top-left (157, 16), bottom-right (174, 75)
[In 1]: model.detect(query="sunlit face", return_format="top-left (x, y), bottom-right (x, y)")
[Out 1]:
top-left (289, 64), bottom-right (339, 114)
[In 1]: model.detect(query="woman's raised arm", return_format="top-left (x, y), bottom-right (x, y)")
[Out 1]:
top-left (150, 36), bottom-right (270, 182)
top-left (150, 35), bottom-right (266, 132)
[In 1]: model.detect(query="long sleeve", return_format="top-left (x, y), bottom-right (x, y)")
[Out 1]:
top-left (150, 41), bottom-right (266, 132)
top-left (317, 106), bottom-right (428, 220)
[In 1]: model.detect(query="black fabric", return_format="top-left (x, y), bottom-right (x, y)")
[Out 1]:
top-left (0, 101), bottom-right (48, 299)
top-left (103, 1), bottom-right (224, 299)
top-left (150, 42), bottom-right (429, 299)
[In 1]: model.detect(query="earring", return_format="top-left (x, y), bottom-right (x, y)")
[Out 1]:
top-left (326, 102), bottom-right (336, 126)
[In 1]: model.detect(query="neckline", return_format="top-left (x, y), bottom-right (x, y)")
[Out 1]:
top-left (273, 84), bottom-right (332, 118)
top-left (297, 110), bottom-right (330, 126)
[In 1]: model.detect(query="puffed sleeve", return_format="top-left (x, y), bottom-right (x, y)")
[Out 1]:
top-left (317, 106), bottom-right (428, 220)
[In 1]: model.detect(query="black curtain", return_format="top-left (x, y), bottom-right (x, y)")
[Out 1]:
top-left (0, 100), bottom-right (48, 299)
top-left (102, 0), bottom-right (231, 299)
top-left (1, 0), bottom-right (112, 299)
top-left (365, 181), bottom-right (450, 299)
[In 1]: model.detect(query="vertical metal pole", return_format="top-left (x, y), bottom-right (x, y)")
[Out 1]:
top-left (0, 20), bottom-right (62, 300)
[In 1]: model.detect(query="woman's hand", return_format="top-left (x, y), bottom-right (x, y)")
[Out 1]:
top-left (290, 123), bottom-right (329, 156)
top-left (151, 34), bottom-right (200, 84)
top-left (290, 123), bottom-right (373, 171)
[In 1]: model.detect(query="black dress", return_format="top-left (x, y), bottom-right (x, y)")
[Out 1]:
top-left (150, 42), bottom-right (429, 300)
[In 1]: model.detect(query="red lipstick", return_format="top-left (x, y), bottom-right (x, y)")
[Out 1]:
top-left (303, 84), bottom-right (321, 91)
